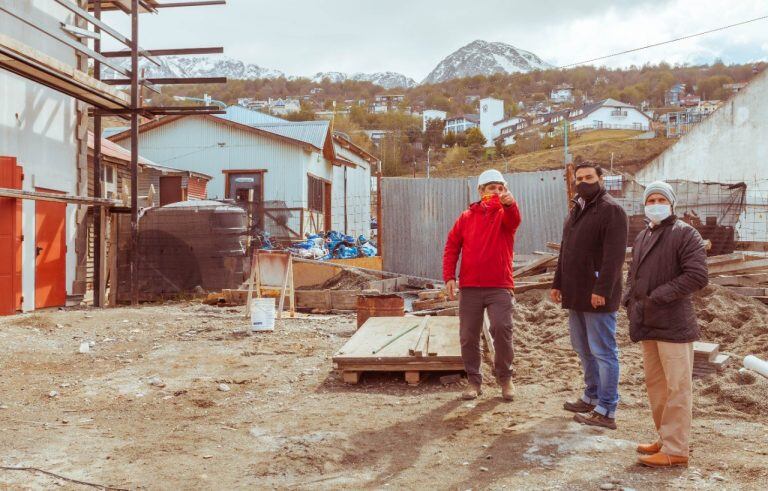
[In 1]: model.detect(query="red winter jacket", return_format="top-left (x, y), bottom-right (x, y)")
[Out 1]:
top-left (442, 197), bottom-right (522, 288)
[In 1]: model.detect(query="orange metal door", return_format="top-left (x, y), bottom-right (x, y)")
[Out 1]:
top-left (0, 157), bottom-right (23, 315)
top-left (35, 190), bottom-right (67, 309)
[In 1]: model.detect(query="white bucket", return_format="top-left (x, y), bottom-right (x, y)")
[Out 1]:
top-left (250, 298), bottom-right (276, 332)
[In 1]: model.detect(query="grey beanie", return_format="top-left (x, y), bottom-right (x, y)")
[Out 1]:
top-left (643, 180), bottom-right (676, 206)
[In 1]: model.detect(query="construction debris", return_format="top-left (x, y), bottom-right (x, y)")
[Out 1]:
top-left (693, 342), bottom-right (731, 377)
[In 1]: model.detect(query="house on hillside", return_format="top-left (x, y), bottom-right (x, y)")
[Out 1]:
top-left (108, 106), bottom-right (378, 239)
top-left (550, 83), bottom-right (574, 103)
top-left (569, 99), bottom-right (651, 132)
top-left (665, 83), bottom-right (686, 106)
top-left (444, 114), bottom-right (480, 135)
top-left (370, 94), bottom-right (405, 113)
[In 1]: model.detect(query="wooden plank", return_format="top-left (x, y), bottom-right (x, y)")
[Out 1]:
top-left (294, 290), bottom-right (332, 310)
top-left (482, 310), bottom-right (495, 362)
top-left (707, 258), bottom-right (768, 276)
top-left (754, 296), bottom-right (768, 305)
top-left (409, 317), bottom-right (431, 356)
top-left (735, 241), bottom-right (768, 252)
top-left (513, 254), bottom-right (558, 278)
top-left (334, 362), bottom-right (466, 372)
top-left (333, 316), bottom-right (462, 365)
top-left (342, 372), bottom-right (360, 384)
top-left (330, 290), bottom-right (360, 311)
top-left (412, 299), bottom-right (458, 311)
top-left (725, 286), bottom-right (768, 297)
top-left (710, 273), bottom-right (768, 287)
top-left (404, 371), bottom-right (420, 385)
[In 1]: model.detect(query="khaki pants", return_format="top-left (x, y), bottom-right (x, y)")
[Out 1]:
top-left (641, 340), bottom-right (694, 457)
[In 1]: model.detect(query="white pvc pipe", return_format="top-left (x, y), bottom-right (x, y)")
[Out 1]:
top-left (743, 355), bottom-right (768, 378)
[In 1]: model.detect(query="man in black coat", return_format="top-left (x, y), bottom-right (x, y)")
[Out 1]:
top-left (623, 180), bottom-right (708, 468)
top-left (551, 162), bottom-right (628, 430)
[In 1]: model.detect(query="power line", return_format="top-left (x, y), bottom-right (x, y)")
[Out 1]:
top-left (559, 14), bottom-right (768, 69)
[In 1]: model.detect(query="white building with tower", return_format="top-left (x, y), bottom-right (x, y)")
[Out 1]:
top-left (479, 97), bottom-right (504, 147)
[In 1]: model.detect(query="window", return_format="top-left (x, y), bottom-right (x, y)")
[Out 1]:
top-left (308, 175), bottom-right (324, 212)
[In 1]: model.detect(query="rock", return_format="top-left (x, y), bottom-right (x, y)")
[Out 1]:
top-left (737, 368), bottom-right (757, 385)
top-left (711, 473), bottom-right (726, 482)
top-left (78, 342), bottom-right (90, 354)
top-left (55, 323), bottom-right (64, 329)
top-left (59, 383), bottom-right (70, 388)
top-left (218, 383), bottom-right (231, 392)
top-left (0, 404), bottom-right (8, 410)
top-left (480, 467), bottom-right (489, 472)
top-left (202, 454), bottom-right (213, 459)
top-left (48, 390), bottom-right (59, 398)
top-left (148, 377), bottom-right (166, 388)
top-left (599, 484), bottom-right (615, 490)
top-left (610, 479), bottom-right (622, 485)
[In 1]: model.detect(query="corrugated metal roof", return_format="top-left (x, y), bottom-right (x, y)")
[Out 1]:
top-left (102, 126), bottom-right (129, 139)
top-left (215, 105), bottom-right (287, 125)
top-left (251, 121), bottom-right (330, 150)
top-left (214, 106), bottom-right (330, 150)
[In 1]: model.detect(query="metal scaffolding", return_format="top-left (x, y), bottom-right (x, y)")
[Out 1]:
top-left (0, 0), bottom-right (228, 307)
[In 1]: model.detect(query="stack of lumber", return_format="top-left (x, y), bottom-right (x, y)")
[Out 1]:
top-left (410, 289), bottom-right (458, 316)
top-left (332, 316), bottom-right (464, 385)
top-left (513, 252), bottom-right (558, 294)
top-left (693, 341), bottom-right (731, 377)
top-left (706, 252), bottom-right (768, 305)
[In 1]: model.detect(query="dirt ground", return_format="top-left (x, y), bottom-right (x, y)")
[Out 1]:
top-left (1, 286), bottom-right (767, 490)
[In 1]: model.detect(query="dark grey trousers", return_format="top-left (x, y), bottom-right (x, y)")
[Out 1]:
top-left (458, 287), bottom-right (515, 386)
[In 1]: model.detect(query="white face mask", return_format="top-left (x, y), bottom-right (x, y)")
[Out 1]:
top-left (645, 204), bottom-right (672, 225)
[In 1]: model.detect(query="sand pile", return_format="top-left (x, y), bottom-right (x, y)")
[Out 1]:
top-left (511, 285), bottom-right (768, 417)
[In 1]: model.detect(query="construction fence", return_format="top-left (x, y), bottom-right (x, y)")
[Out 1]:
top-left (382, 170), bottom-right (768, 281)
top-left (381, 170), bottom-right (569, 279)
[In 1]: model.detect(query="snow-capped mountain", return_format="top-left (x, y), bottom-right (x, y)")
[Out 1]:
top-left (312, 71), bottom-right (417, 89)
top-left (102, 54), bottom-right (416, 89)
top-left (102, 55), bottom-right (284, 81)
top-left (422, 40), bottom-right (553, 85)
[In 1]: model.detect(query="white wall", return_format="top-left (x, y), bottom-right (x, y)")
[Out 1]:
top-left (1, 2), bottom-right (80, 310)
top-left (572, 106), bottom-right (650, 131)
top-left (479, 98), bottom-right (504, 145)
top-left (635, 69), bottom-right (768, 241)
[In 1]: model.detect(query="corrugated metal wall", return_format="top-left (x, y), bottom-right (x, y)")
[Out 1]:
top-left (381, 169), bottom-right (568, 279)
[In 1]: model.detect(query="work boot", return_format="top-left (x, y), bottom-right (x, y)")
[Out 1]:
top-left (638, 452), bottom-right (689, 468)
top-left (500, 379), bottom-right (515, 401)
top-left (637, 441), bottom-right (662, 455)
top-left (573, 410), bottom-right (617, 430)
top-left (462, 382), bottom-right (482, 400)
top-left (563, 399), bottom-right (596, 413)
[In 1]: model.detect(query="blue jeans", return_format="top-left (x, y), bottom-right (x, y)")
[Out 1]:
top-left (569, 310), bottom-right (620, 418)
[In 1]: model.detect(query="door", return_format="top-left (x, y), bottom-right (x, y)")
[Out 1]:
top-left (35, 191), bottom-right (67, 309)
top-left (159, 175), bottom-right (183, 206)
top-left (0, 157), bottom-right (22, 315)
top-left (323, 182), bottom-right (332, 231)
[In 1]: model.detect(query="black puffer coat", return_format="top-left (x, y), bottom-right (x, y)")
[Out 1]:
top-left (622, 216), bottom-right (709, 343)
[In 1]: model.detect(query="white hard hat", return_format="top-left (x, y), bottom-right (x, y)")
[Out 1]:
top-left (478, 169), bottom-right (507, 187)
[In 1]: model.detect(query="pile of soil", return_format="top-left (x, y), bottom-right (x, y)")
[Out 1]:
top-left (318, 269), bottom-right (379, 290)
top-left (510, 285), bottom-right (768, 418)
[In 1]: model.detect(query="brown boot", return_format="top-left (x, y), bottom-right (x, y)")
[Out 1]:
top-left (637, 441), bottom-right (662, 455)
top-left (638, 452), bottom-right (689, 467)
top-left (563, 399), bottom-right (596, 413)
top-left (462, 382), bottom-right (482, 400)
top-left (500, 379), bottom-right (515, 401)
top-left (573, 411), bottom-right (617, 430)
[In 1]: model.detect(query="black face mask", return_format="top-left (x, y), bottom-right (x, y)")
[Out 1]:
top-left (576, 181), bottom-right (602, 201)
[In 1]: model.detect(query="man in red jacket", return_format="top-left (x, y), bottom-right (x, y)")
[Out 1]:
top-left (443, 169), bottom-right (522, 401)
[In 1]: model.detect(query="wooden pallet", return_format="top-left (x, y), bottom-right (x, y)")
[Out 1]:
top-left (332, 316), bottom-right (464, 385)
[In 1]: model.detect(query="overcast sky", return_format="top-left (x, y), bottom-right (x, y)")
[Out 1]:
top-left (102, 0), bottom-right (768, 82)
